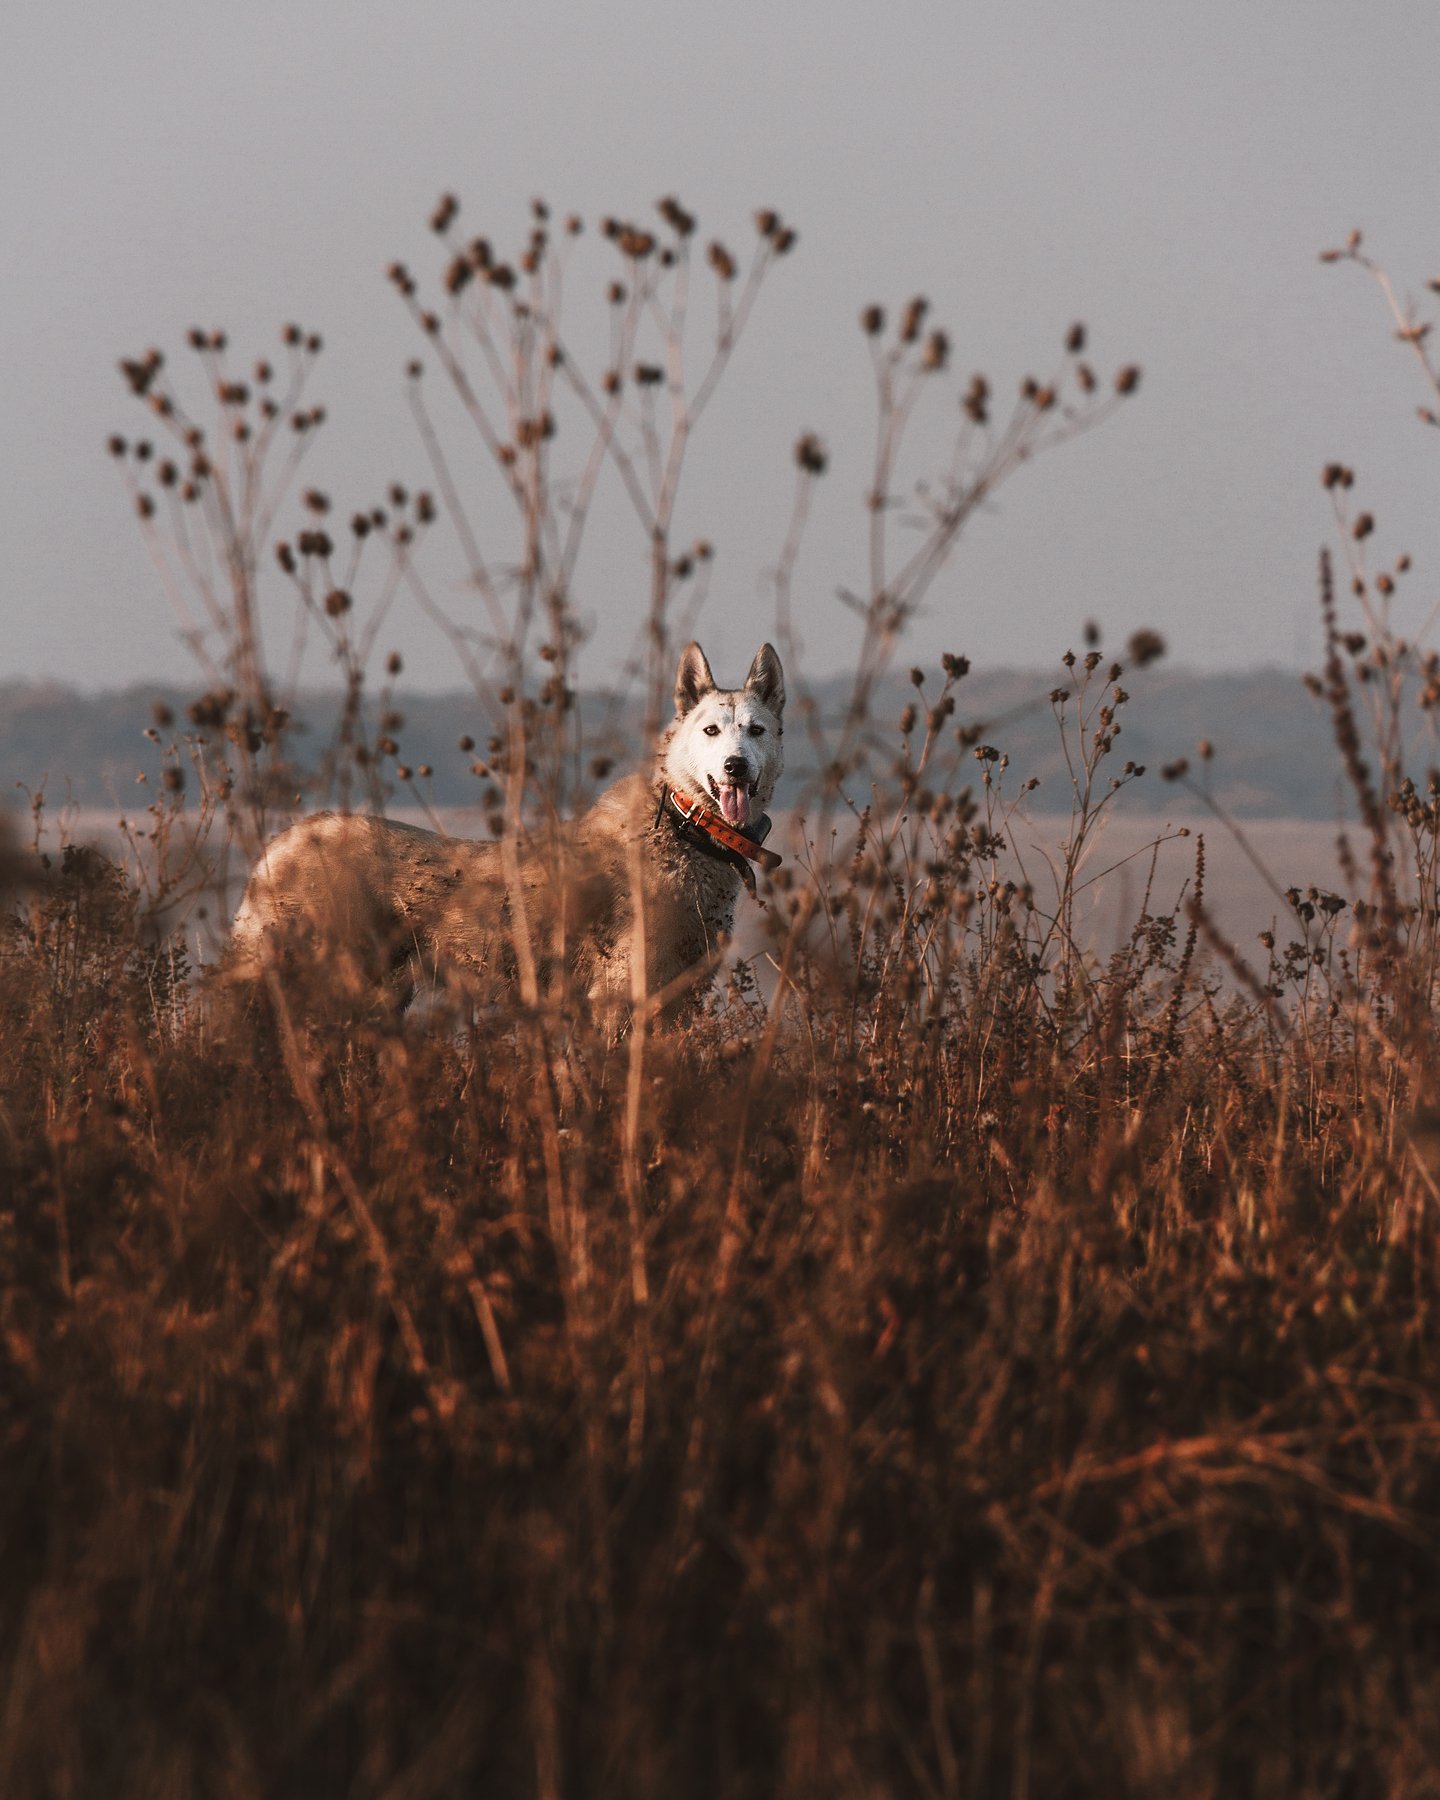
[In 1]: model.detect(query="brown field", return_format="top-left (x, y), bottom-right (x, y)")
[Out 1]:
top-left (5, 744), bottom-right (1440, 1797)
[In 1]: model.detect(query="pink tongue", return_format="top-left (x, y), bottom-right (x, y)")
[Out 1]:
top-left (718, 783), bottom-right (749, 827)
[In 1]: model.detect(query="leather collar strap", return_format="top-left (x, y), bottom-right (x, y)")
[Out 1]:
top-left (659, 787), bottom-right (783, 899)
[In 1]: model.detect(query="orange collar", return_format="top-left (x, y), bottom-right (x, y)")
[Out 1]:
top-left (661, 787), bottom-right (782, 898)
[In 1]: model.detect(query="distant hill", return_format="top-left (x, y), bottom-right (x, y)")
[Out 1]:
top-left (0, 664), bottom-right (1412, 822)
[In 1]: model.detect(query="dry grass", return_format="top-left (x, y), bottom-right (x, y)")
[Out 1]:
top-left (7, 631), bottom-right (1440, 1798)
top-left (5, 201), bottom-right (1440, 1799)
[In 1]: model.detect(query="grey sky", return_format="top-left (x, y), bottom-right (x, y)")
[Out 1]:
top-left (5, 0), bottom-right (1439, 694)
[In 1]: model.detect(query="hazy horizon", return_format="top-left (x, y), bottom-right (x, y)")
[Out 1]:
top-left (7, 0), bottom-right (1440, 694)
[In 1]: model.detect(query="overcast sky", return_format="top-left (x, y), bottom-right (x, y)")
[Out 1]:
top-left (5, 0), bottom-right (1440, 696)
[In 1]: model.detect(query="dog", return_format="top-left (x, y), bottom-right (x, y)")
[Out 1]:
top-left (229, 640), bottom-right (785, 1019)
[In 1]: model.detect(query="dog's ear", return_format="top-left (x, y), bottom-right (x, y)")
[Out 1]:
top-left (674, 641), bottom-right (717, 717)
top-left (744, 643), bottom-right (785, 717)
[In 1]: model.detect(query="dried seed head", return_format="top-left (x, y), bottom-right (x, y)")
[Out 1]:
top-left (794, 432), bottom-right (828, 474)
top-left (657, 195), bottom-right (696, 236)
top-left (921, 329), bottom-right (949, 372)
top-left (900, 297), bottom-right (928, 344)
top-left (1353, 512), bottom-right (1375, 540)
top-left (430, 192), bottom-right (459, 234)
top-left (754, 209), bottom-right (780, 237)
top-left (324, 588), bottom-right (351, 617)
top-left (1066, 321), bottom-right (1086, 354)
top-left (107, 435), bottom-right (127, 458)
top-left (1114, 365), bottom-right (1141, 395)
top-left (861, 304), bottom-right (885, 336)
top-left (708, 241), bottom-right (737, 280)
top-left (187, 689), bottom-right (233, 728)
top-left (386, 651), bottom-right (403, 675)
top-left (1126, 628), bottom-right (1166, 667)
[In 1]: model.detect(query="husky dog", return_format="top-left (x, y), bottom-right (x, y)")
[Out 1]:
top-left (229, 641), bottom-right (785, 1016)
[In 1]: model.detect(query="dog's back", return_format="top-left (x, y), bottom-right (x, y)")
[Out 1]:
top-left (231, 812), bottom-right (505, 1000)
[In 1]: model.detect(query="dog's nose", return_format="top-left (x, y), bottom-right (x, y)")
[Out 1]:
top-left (723, 755), bottom-right (749, 781)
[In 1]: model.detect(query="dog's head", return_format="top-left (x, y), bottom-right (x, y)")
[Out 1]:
top-left (661, 641), bottom-right (785, 830)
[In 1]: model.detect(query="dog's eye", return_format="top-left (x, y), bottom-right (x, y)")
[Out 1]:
top-left (746, 723), bottom-right (766, 738)
top-left (703, 724), bottom-right (721, 738)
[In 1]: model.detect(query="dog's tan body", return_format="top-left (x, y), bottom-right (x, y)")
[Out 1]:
top-left (229, 642), bottom-right (785, 1015)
